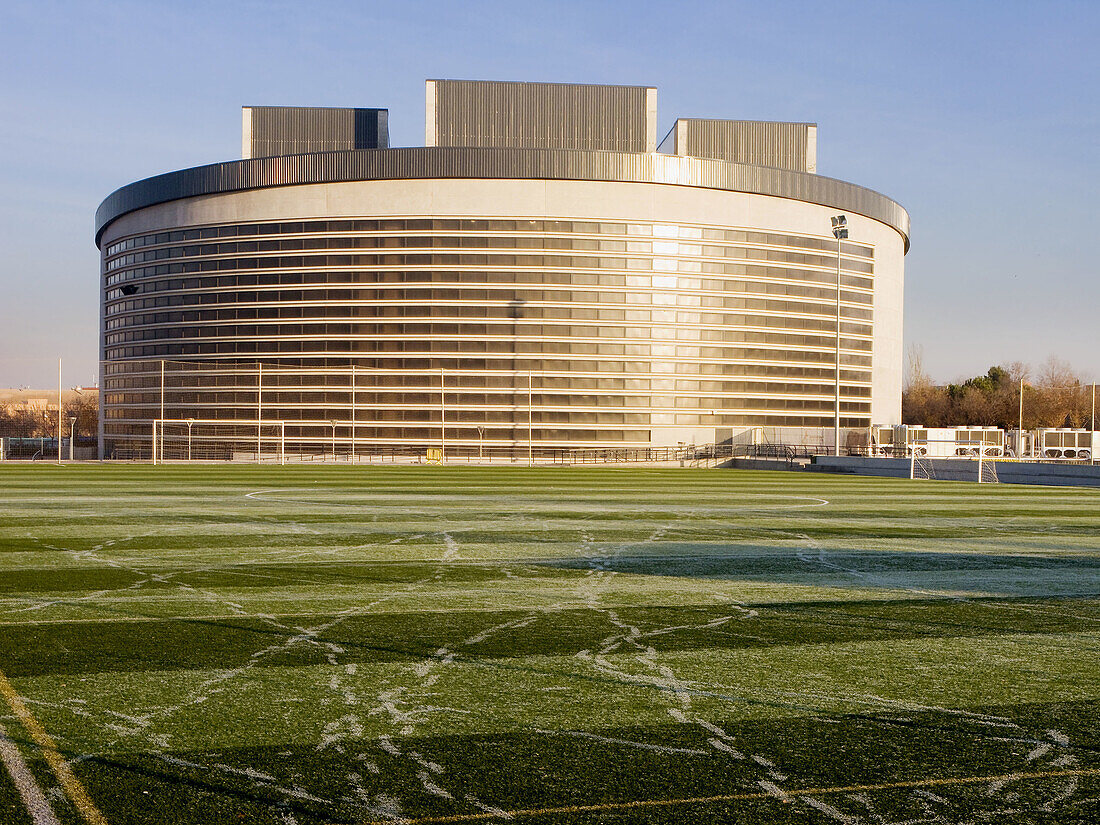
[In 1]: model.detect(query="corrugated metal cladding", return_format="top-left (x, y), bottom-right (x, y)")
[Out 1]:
top-left (95, 146), bottom-right (909, 250)
top-left (428, 80), bottom-right (656, 152)
top-left (244, 107), bottom-right (388, 158)
top-left (671, 120), bottom-right (816, 173)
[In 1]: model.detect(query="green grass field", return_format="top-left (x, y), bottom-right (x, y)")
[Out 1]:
top-left (1, 465), bottom-right (1099, 824)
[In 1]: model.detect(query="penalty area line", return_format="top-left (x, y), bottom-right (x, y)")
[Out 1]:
top-left (386, 766), bottom-right (1100, 824)
top-left (0, 667), bottom-right (107, 825)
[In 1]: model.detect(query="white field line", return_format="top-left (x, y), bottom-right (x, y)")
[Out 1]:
top-left (537, 729), bottom-right (708, 756)
top-left (571, 513), bottom-right (802, 806)
top-left (350, 528), bottom-right (527, 815)
top-left (18, 523), bottom-right (424, 759)
top-left (243, 489), bottom-right (831, 511)
top-left (0, 668), bottom-right (107, 825)
top-left (0, 721), bottom-right (61, 825)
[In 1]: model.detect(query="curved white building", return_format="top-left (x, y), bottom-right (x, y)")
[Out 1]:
top-left (95, 81), bottom-right (908, 459)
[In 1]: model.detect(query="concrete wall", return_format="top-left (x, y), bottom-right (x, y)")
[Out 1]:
top-left (810, 455), bottom-right (1100, 488)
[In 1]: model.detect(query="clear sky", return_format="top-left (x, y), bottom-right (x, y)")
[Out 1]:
top-left (1, 0), bottom-right (1097, 388)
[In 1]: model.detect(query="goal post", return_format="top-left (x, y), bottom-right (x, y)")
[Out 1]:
top-left (152, 419), bottom-right (286, 464)
top-left (910, 454), bottom-right (936, 480)
top-left (978, 445), bottom-right (999, 484)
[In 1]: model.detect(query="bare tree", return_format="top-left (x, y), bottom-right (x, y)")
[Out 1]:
top-left (902, 356), bottom-right (1094, 429)
top-left (63, 392), bottom-right (98, 440)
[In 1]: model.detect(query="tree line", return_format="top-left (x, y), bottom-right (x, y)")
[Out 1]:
top-left (903, 351), bottom-right (1097, 430)
top-left (0, 394), bottom-right (98, 440)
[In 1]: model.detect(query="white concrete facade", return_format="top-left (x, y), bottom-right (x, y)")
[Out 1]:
top-left (104, 176), bottom-right (903, 436)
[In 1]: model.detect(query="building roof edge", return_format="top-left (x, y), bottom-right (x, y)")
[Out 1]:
top-left (95, 147), bottom-right (909, 251)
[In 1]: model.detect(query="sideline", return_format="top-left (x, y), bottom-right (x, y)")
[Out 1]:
top-left (388, 766), bottom-right (1100, 824)
top-left (243, 488), bottom-right (831, 511)
top-left (0, 720), bottom-right (60, 825)
top-left (0, 668), bottom-right (107, 825)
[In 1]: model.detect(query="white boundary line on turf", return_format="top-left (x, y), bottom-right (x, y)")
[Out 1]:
top-left (242, 488), bottom-right (831, 511)
top-left (0, 720), bottom-right (61, 825)
top-left (0, 669), bottom-right (108, 825)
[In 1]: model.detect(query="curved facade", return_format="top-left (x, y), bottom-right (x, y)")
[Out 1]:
top-left (96, 90), bottom-right (907, 459)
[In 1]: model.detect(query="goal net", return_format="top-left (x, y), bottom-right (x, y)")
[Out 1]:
top-left (978, 451), bottom-right (999, 484)
top-left (910, 454), bottom-right (936, 480)
top-left (153, 420), bottom-right (285, 463)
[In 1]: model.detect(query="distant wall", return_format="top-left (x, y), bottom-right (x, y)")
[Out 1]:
top-left (809, 456), bottom-right (1100, 487)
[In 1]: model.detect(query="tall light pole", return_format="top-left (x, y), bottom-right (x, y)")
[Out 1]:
top-left (257, 362), bottom-right (263, 462)
top-left (69, 417), bottom-right (77, 462)
top-left (830, 215), bottom-right (847, 457)
top-left (1019, 378), bottom-right (1024, 434)
top-left (440, 367), bottom-right (446, 466)
top-left (57, 357), bottom-right (63, 465)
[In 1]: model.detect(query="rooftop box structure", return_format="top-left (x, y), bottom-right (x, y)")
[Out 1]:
top-left (658, 119), bottom-right (817, 172)
top-left (242, 106), bottom-right (389, 158)
top-left (426, 79), bottom-right (657, 152)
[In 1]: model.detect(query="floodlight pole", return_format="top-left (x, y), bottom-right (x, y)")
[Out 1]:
top-left (257, 362), bottom-right (263, 462)
top-left (830, 216), bottom-right (847, 457)
top-left (57, 357), bottom-right (62, 465)
top-left (835, 239), bottom-right (841, 457)
top-left (1019, 377), bottom-right (1024, 440)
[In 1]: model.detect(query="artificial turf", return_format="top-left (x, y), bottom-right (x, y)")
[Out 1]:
top-left (0, 464), bottom-right (1097, 823)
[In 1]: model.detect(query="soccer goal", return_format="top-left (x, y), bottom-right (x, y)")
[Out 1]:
top-left (977, 449), bottom-right (999, 484)
top-left (153, 419), bottom-right (286, 464)
top-left (910, 453), bottom-right (936, 480)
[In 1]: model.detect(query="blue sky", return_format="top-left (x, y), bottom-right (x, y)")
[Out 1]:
top-left (1, 0), bottom-right (1097, 387)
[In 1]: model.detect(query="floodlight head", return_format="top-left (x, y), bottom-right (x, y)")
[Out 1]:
top-left (831, 214), bottom-right (848, 240)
